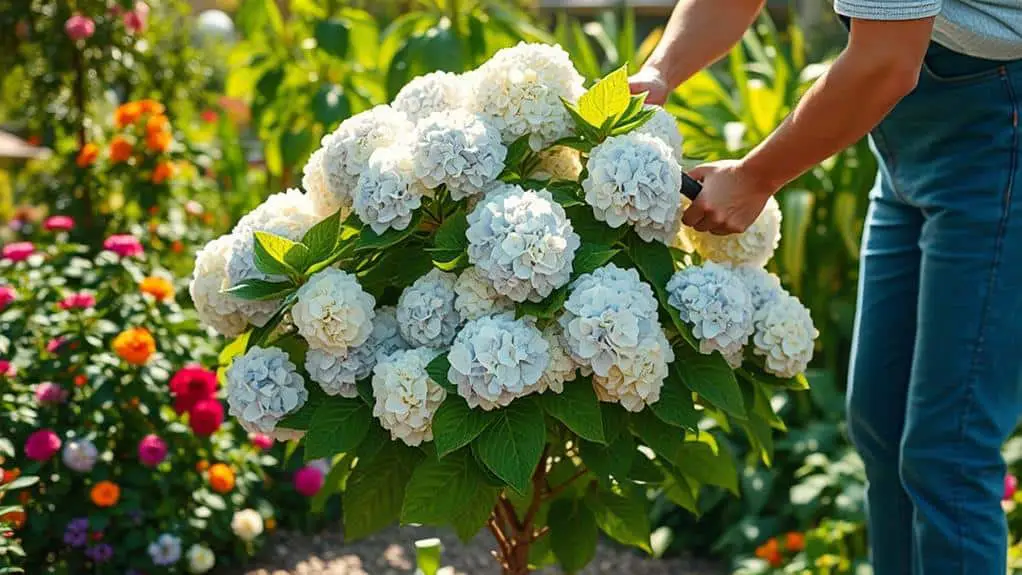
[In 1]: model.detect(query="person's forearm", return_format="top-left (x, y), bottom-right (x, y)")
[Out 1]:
top-left (645, 0), bottom-right (765, 88)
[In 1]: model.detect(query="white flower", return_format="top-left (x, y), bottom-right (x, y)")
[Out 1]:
top-left (466, 184), bottom-right (580, 302)
top-left (396, 269), bottom-right (461, 347)
top-left (724, 121), bottom-right (746, 152)
top-left (683, 196), bottom-right (782, 267)
top-left (410, 109), bottom-right (506, 200)
top-left (321, 105), bottom-right (412, 200)
top-left (449, 314), bottom-right (550, 410)
top-left (752, 293), bottom-right (818, 378)
top-left (305, 306), bottom-right (408, 397)
top-left (635, 105), bottom-right (684, 162)
top-left (186, 544), bottom-right (216, 574)
top-left (734, 266), bottom-right (787, 312)
top-left (531, 146), bottom-right (583, 181)
top-left (666, 262), bottom-right (755, 359)
top-left (293, 268), bottom-right (376, 355)
top-left (393, 71), bottom-right (467, 122)
top-left (231, 509), bottom-right (264, 542)
top-left (233, 188), bottom-right (317, 237)
top-left (353, 144), bottom-right (431, 234)
top-left (371, 348), bottom-right (447, 446)
top-left (61, 438), bottom-right (97, 473)
top-left (593, 327), bottom-right (673, 412)
top-left (467, 42), bottom-right (585, 150)
top-left (226, 346), bottom-right (308, 434)
top-left (147, 533), bottom-right (182, 566)
top-left (190, 235), bottom-right (248, 337)
top-left (526, 323), bottom-right (578, 395)
top-left (582, 132), bottom-right (683, 244)
top-left (302, 147), bottom-right (350, 218)
top-left (454, 266), bottom-right (513, 321)
top-left (265, 427), bottom-right (306, 442)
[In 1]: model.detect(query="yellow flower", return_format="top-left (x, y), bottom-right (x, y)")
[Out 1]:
top-left (112, 327), bottom-right (156, 365)
top-left (140, 276), bottom-right (174, 301)
top-left (90, 481), bottom-right (120, 507)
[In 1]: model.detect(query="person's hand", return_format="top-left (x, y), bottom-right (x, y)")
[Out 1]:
top-left (681, 160), bottom-right (778, 235)
top-left (628, 67), bottom-right (671, 105)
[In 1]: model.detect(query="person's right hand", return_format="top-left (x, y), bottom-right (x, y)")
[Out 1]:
top-left (628, 66), bottom-right (671, 105)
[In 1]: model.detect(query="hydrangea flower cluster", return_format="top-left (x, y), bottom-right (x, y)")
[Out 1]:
top-left (666, 262), bottom-right (755, 367)
top-left (302, 148), bottom-right (345, 218)
top-left (410, 109), bottom-right (507, 200)
top-left (635, 105), bottom-right (684, 162)
top-left (735, 265), bottom-right (786, 311)
top-left (189, 235), bottom-right (248, 337)
top-left (683, 196), bottom-right (782, 267)
top-left (371, 348), bottom-right (447, 446)
top-left (292, 268), bottom-right (376, 355)
top-left (559, 264), bottom-right (671, 411)
top-left (466, 185), bottom-right (580, 302)
top-left (454, 266), bottom-right (513, 321)
top-left (305, 307), bottom-right (407, 398)
top-left (225, 346), bottom-right (308, 435)
top-left (448, 314), bottom-right (550, 410)
top-left (531, 324), bottom-right (578, 395)
top-left (751, 293), bottom-right (819, 378)
top-left (392, 71), bottom-right (467, 122)
top-left (396, 269), bottom-right (461, 348)
top-left (531, 146), bottom-right (583, 181)
top-left (353, 145), bottom-right (431, 234)
top-left (321, 105), bottom-right (413, 203)
top-left (582, 132), bottom-right (683, 244)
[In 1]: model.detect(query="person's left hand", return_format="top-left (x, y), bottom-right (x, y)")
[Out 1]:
top-left (681, 160), bottom-right (778, 235)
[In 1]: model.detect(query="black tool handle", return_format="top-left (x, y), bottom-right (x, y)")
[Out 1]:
top-left (681, 172), bottom-right (703, 200)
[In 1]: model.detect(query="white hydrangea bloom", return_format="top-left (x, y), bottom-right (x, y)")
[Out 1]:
top-left (467, 42), bottom-right (585, 150)
top-left (393, 71), bottom-right (467, 122)
top-left (353, 144), bottom-right (431, 234)
top-left (466, 184), bottom-right (580, 303)
top-left (666, 262), bottom-right (755, 359)
top-left (62, 438), bottom-right (98, 472)
top-left (293, 268), bottom-right (376, 354)
top-left (635, 105), bottom-right (684, 162)
top-left (397, 269), bottom-right (461, 347)
top-left (735, 265), bottom-right (787, 312)
top-left (233, 188), bottom-right (317, 236)
top-left (684, 196), bottom-right (782, 267)
top-left (454, 266), bottom-right (513, 321)
top-left (371, 348), bottom-right (447, 446)
top-left (148, 533), bottom-right (182, 566)
top-left (593, 328), bottom-right (673, 412)
top-left (582, 133), bottom-right (683, 244)
top-left (186, 544), bottom-right (216, 574)
top-left (531, 146), bottom-right (583, 181)
top-left (752, 293), bottom-right (818, 378)
top-left (226, 346), bottom-right (308, 434)
top-left (525, 323), bottom-right (578, 395)
top-left (411, 110), bottom-right (507, 200)
top-left (190, 235), bottom-right (248, 337)
top-left (231, 509), bottom-right (264, 542)
top-left (448, 314), bottom-right (550, 410)
top-left (321, 105), bottom-right (412, 198)
top-left (305, 306), bottom-right (407, 397)
top-left (302, 147), bottom-right (350, 218)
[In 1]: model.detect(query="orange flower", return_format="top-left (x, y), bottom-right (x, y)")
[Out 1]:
top-left (1, 468), bottom-right (19, 484)
top-left (140, 276), bottom-right (174, 301)
top-left (207, 463), bottom-right (235, 494)
top-left (171, 240), bottom-right (184, 254)
top-left (755, 538), bottom-right (783, 567)
top-left (76, 143), bottom-right (99, 167)
top-left (0, 509), bottom-right (26, 530)
top-left (112, 327), bottom-right (156, 365)
top-left (196, 460), bottom-right (209, 473)
top-left (265, 517), bottom-right (277, 530)
top-left (138, 99), bottom-right (165, 116)
top-left (114, 102), bottom-right (143, 128)
top-left (145, 130), bottom-right (172, 153)
top-left (145, 114), bottom-right (169, 135)
top-left (151, 161), bottom-right (174, 184)
top-left (785, 531), bottom-right (805, 553)
top-left (109, 136), bottom-right (133, 163)
top-left (90, 481), bottom-right (120, 507)
top-left (74, 374), bottom-right (87, 387)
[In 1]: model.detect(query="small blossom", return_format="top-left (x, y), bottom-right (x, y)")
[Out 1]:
top-left (76, 144), bottom-right (99, 167)
top-left (109, 136), bottom-right (134, 163)
top-left (123, 2), bottom-right (148, 33)
top-left (187, 544), bottom-right (216, 573)
top-left (305, 306), bottom-right (407, 398)
top-left (293, 466), bottom-right (325, 497)
top-left (103, 234), bottom-right (144, 258)
top-left (169, 365), bottom-right (218, 414)
top-left (63, 518), bottom-right (89, 548)
top-left (410, 109), bottom-right (507, 200)
top-left (371, 348), bottom-right (447, 446)
top-left (683, 196), bottom-right (782, 267)
top-left (2, 242), bottom-right (34, 262)
top-left (751, 293), bottom-right (818, 378)
top-left (0, 285), bottom-right (15, 309)
top-left (152, 161), bottom-right (175, 184)
top-left (147, 533), bottom-right (182, 566)
top-left (392, 71), bottom-right (467, 122)
top-left (90, 481), bottom-right (120, 507)
top-left (231, 509), bottom-right (264, 542)
top-left (396, 269), bottom-right (461, 348)
top-left (190, 235), bottom-right (248, 337)
top-left (207, 463), bottom-right (235, 493)
top-left (46, 337), bottom-right (66, 354)
top-left (1006, 474), bottom-right (1018, 501)
top-left (64, 14), bottom-right (95, 41)
top-left (454, 266), bottom-right (513, 321)
top-left (44, 215), bottom-right (75, 231)
top-left (189, 399), bottom-right (224, 436)
top-left (666, 262), bottom-right (755, 361)
top-left (531, 146), bottom-right (583, 180)
top-left (138, 434), bottom-right (168, 467)
top-left (353, 144), bottom-right (430, 234)
top-left (634, 105), bottom-right (684, 162)
top-left (112, 327), bottom-right (156, 365)
top-left (35, 382), bottom-right (68, 405)
top-left (140, 276), bottom-right (175, 301)
top-left (25, 429), bottom-right (61, 461)
top-left (250, 433), bottom-right (274, 450)
top-left (59, 292), bottom-right (95, 310)
top-left (226, 346), bottom-right (308, 434)
top-left (85, 543), bottom-right (114, 564)
top-left (62, 439), bottom-right (98, 473)
top-left (0, 360), bottom-right (14, 378)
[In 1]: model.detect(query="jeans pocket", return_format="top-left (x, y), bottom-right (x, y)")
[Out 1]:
top-left (921, 53), bottom-right (1005, 85)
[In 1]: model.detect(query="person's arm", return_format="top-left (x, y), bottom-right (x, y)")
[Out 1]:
top-left (629, 0), bottom-right (765, 105)
top-left (683, 17), bottom-right (934, 234)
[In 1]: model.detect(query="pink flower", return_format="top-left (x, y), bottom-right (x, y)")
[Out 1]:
top-left (43, 216), bottom-right (75, 231)
top-left (35, 382), bottom-right (68, 405)
top-left (2, 242), bottom-right (34, 262)
top-left (169, 366), bottom-right (217, 414)
top-left (59, 292), bottom-right (95, 310)
top-left (123, 2), bottom-right (148, 33)
top-left (250, 433), bottom-right (274, 450)
top-left (0, 360), bottom-right (15, 378)
top-left (25, 429), bottom-right (62, 461)
top-left (0, 286), bottom-right (16, 310)
top-left (64, 14), bottom-right (95, 41)
top-left (293, 466), bottom-right (325, 497)
top-left (46, 337), bottom-right (67, 354)
top-left (103, 235), bottom-right (143, 258)
top-left (188, 399), bottom-right (224, 437)
top-left (137, 434), bottom-right (167, 467)
top-left (1005, 474), bottom-right (1018, 501)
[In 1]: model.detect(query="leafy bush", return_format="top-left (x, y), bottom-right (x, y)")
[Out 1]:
top-left (0, 472), bottom-right (38, 574)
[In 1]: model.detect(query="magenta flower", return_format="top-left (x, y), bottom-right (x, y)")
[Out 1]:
top-left (43, 215), bottom-right (75, 231)
top-left (25, 428), bottom-right (62, 461)
top-left (0, 285), bottom-right (15, 310)
top-left (293, 466), bottom-right (325, 497)
top-left (46, 337), bottom-right (67, 354)
top-left (103, 235), bottom-right (144, 258)
top-left (64, 14), bottom-right (95, 41)
top-left (249, 433), bottom-right (273, 450)
top-left (59, 292), bottom-right (96, 310)
top-left (138, 434), bottom-right (168, 467)
top-left (35, 382), bottom-right (68, 406)
top-left (123, 2), bottom-right (148, 33)
top-left (1006, 474), bottom-right (1018, 501)
top-left (0, 360), bottom-right (15, 378)
top-left (2, 242), bottom-right (34, 262)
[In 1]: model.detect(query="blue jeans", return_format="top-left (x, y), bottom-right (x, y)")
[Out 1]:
top-left (847, 43), bottom-right (1022, 575)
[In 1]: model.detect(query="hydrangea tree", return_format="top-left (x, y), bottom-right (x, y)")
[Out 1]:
top-left (195, 44), bottom-right (817, 575)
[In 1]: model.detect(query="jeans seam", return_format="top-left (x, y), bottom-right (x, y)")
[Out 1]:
top-left (873, 126), bottom-right (913, 205)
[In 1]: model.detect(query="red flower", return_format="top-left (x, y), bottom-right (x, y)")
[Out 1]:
top-left (189, 399), bottom-right (224, 436)
top-left (169, 366), bottom-right (217, 414)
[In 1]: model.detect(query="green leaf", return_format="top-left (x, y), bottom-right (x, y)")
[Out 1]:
top-left (385, 24), bottom-right (465, 100)
top-left (401, 450), bottom-right (492, 525)
top-left (451, 485), bottom-right (501, 542)
top-left (315, 19), bottom-right (350, 59)
top-left (577, 66), bottom-right (631, 129)
top-left (427, 209), bottom-right (469, 264)
top-left (516, 286), bottom-right (568, 320)
top-left (252, 231), bottom-right (298, 277)
top-left (313, 84), bottom-right (352, 128)
top-left (504, 134), bottom-right (536, 174)
top-left (305, 399), bottom-right (371, 461)
top-left (425, 353), bottom-right (454, 393)
top-left (649, 363), bottom-right (699, 429)
top-left (279, 385), bottom-right (328, 431)
top-left (675, 439), bottom-right (739, 495)
top-left (541, 378), bottom-right (604, 443)
top-left (601, 403), bottom-right (629, 444)
top-left (311, 454), bottom-right (354, 513)
top-left (356, 211), bottom-right (423, 252)
top-left (571, 244), bottom-right (620, 277)
top-left (579, 435), bottom-right (634, 481)
top-left (585, 487), bottom-right (652, 553)
top-left (222, 279), bottom-right (296, 301)
top-left (303, 209), bottom-right (344, 263)
top-left (565, 205), bottom-right (628, 249)
top-left (629, 410), bottom-right (687, 468)
top-left (676, 346), bottom-right (746, 419)
top-left (549, 498), bottom-right (598, 572)
top-left (245, 294), bottom-right (295, 350)
top-left (432, 397), bottom-right (495, 458)
top-left (472, 399), bottom-right (546, 493)
top-left (545, 179), bottom-right (585, 206)
top-left (610, 108), bottom-right (657, 136)
top-left (661, 470), bottom-right (700, 516)
top-left (343, 442), bottom-right (424, 540)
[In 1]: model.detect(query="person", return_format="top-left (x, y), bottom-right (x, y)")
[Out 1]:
top-left (630, 1), bottom-right (1022, 573)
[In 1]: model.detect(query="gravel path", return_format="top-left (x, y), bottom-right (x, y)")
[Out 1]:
top-left (228, 525), bottom-right (722, 575)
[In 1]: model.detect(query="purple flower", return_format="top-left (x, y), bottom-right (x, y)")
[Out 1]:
top-left (85, 543), bottom-right (113, 563)
top-left (63, 529), bottom-right (87, 548)
top-left (68, 517), bottom-right (89, 532)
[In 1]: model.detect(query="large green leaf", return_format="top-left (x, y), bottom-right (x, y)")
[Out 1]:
top-left (426, 209), bottom-right (469, 265)
top-left (450, 483), bottom-right (500, 542)
top-left (579, 435), bottom-right (634, 482)
top-left (577, 66), bottom-right (630, 128)
top-left (343, 442), bottom-right (424, 540)
top-left (661, 469), bottom-right (700, 516)
top-left (472, 399), bottom-right (546, 493)
top-left (355, 211), bottom-right (423, 252)
top-left (401, 450), bottom-right (492, 525)
top-left (549, 498), bottom-right (598, 572)
top-left (585, 488), bottom-right (652, 553)
top-left (315, 19), bottom-right (350, 59)
top-left (540, 378), bottom-right (604, 443)
top-left (304, 399), bottom-right (371, 461)
top-left (222, 279), bottom-right (296, 301)
top-left (676, 438), bottom-right (739, 495)
top-left (676, 346), bottom-right (746, 419)
top-left (312, 84), bottom-right (352, 129)
top-left (571, 244), bottom-right (620, 277)
top-left (431, 397), bottom-right (495, 457)
top-left (302, 209), bottom-right (344, 263)
top-left (649, 363), bottom-right (699, 429)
